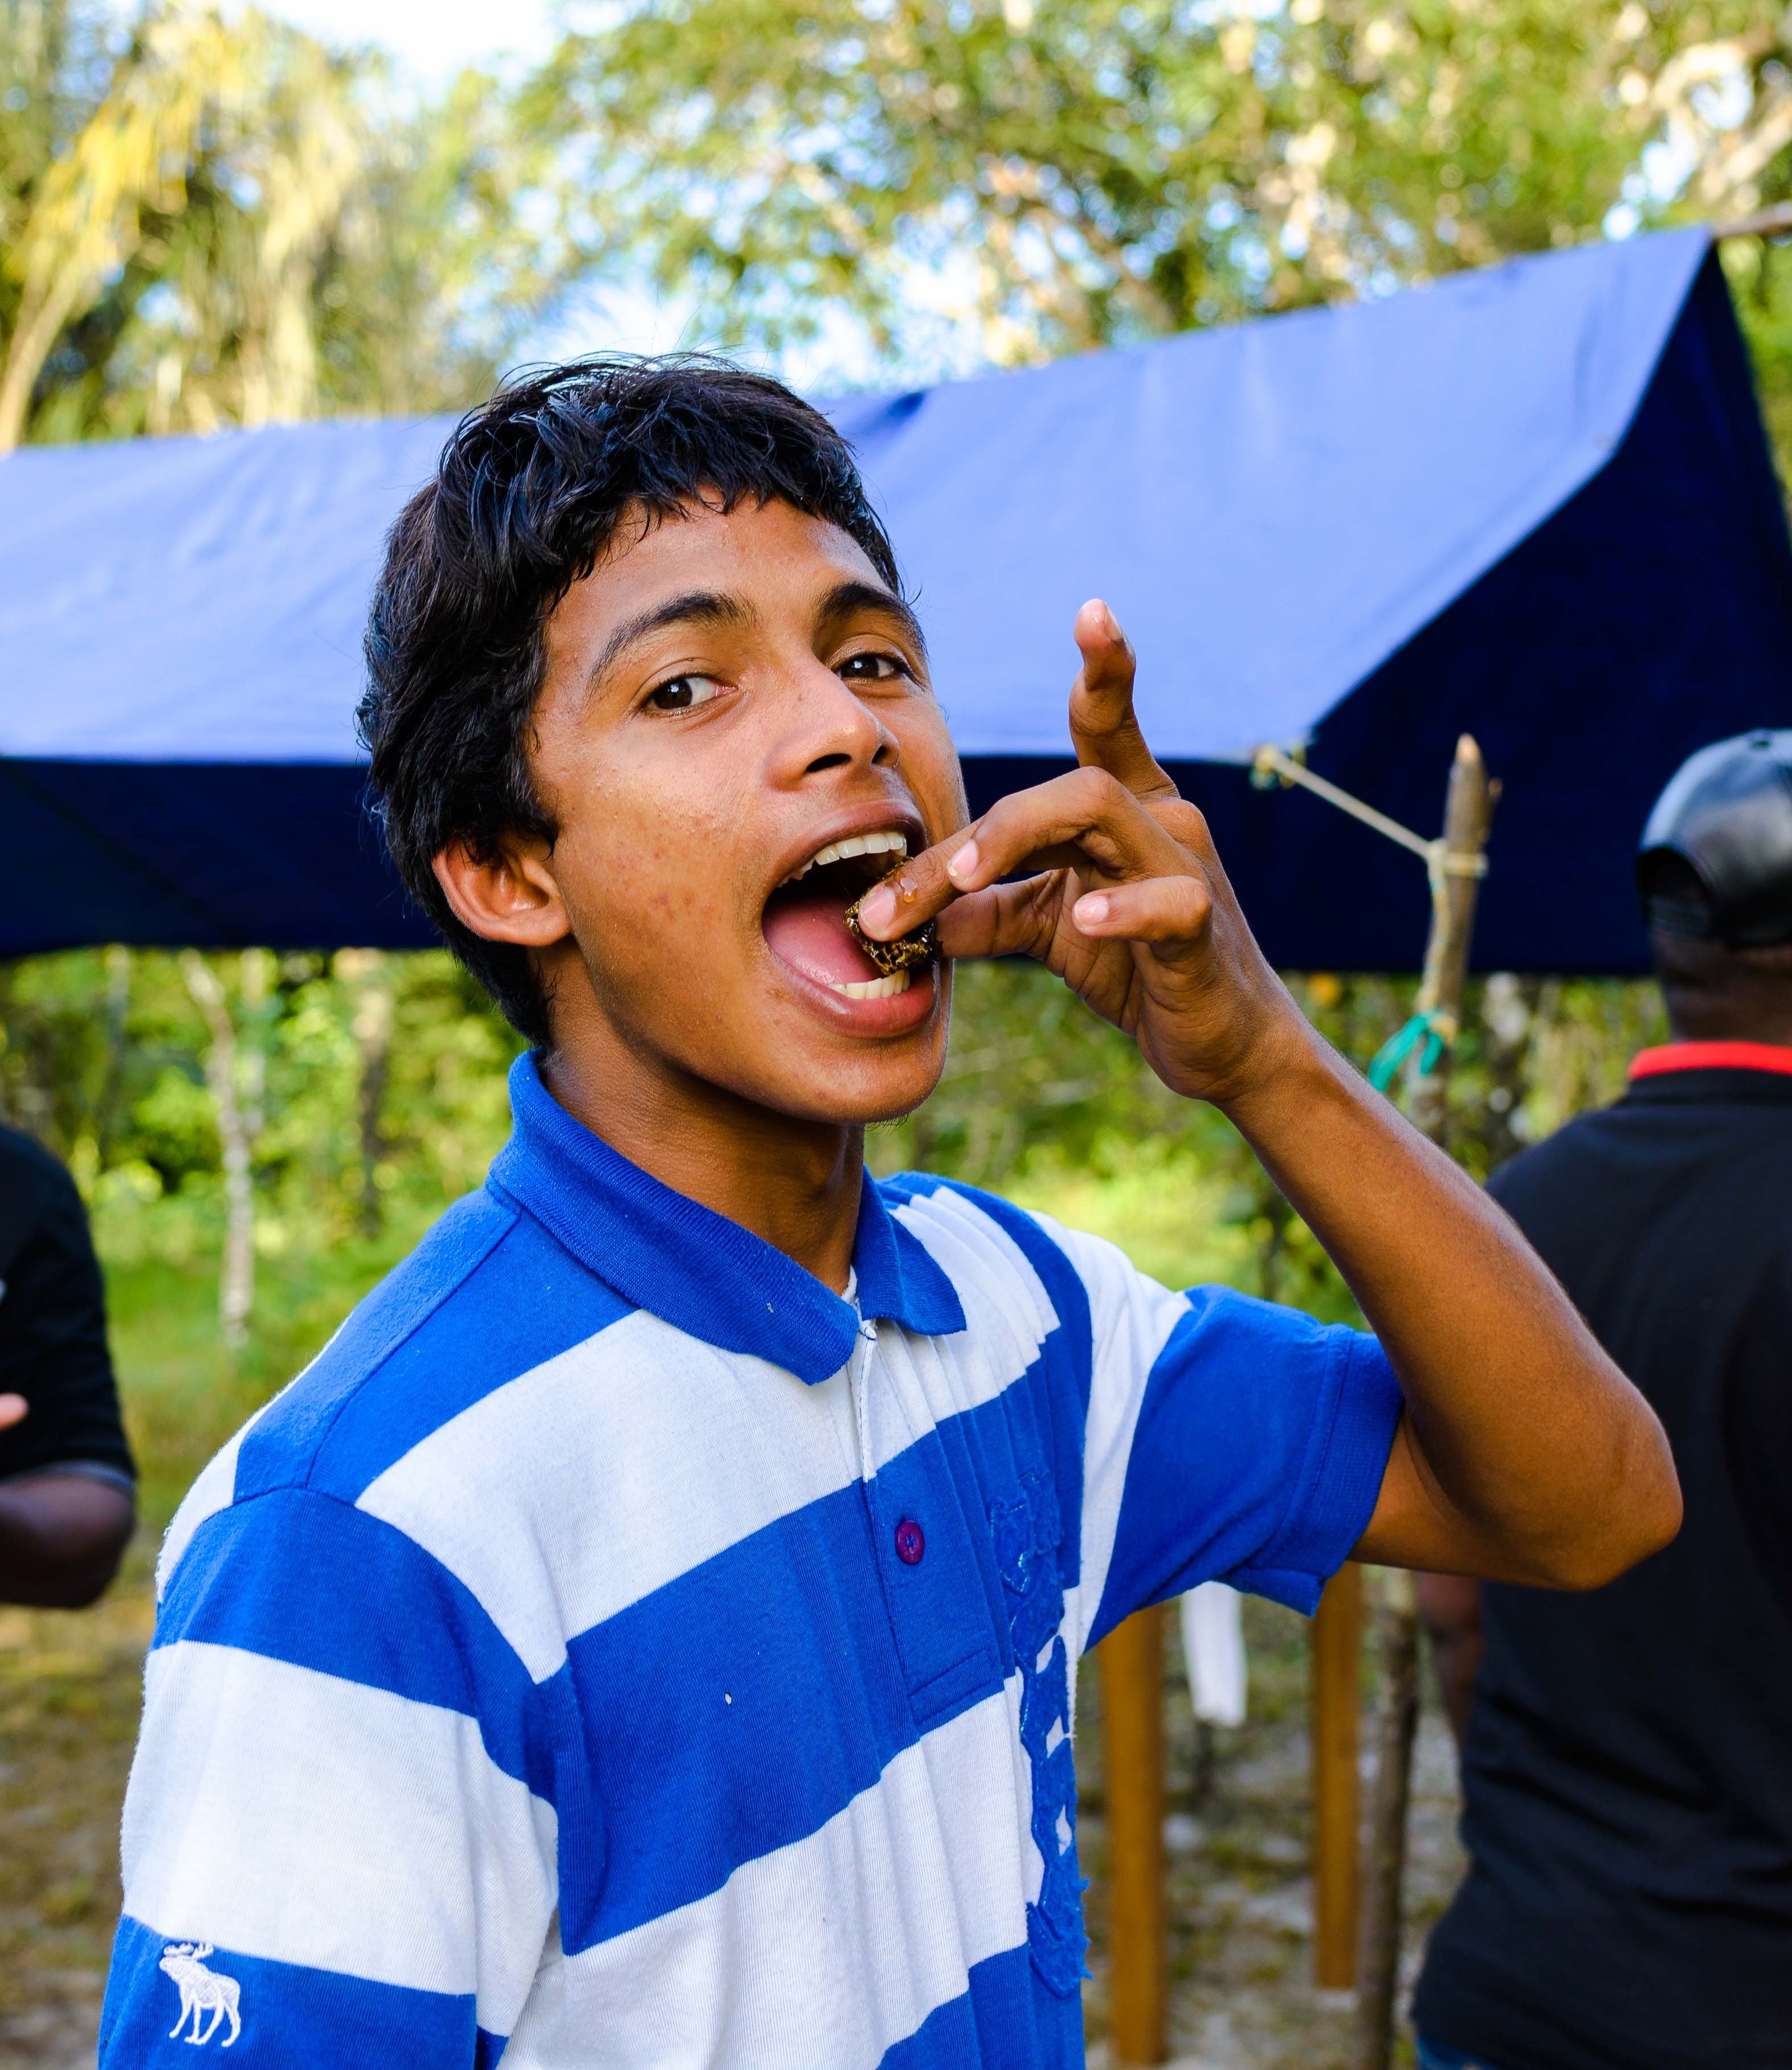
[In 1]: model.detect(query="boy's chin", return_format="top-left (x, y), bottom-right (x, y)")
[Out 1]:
top-left (744, 1000), bottom-right (950, 1127)
top-left (756, 1040), bottom-right (948, 1130)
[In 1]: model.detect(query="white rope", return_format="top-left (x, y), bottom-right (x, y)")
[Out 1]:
top-left (1251, 744), bottom-right (1489, 881)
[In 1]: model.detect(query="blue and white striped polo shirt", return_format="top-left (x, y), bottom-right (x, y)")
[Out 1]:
top-left (101, 1052), bottom-right (1401, 2069)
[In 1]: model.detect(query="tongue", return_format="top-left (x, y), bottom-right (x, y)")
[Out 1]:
top-left (764, 885), bottom-right (884, 987)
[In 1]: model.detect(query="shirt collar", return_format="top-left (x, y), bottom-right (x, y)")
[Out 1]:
top-left (1630, 1039), bottom-right (1792, 1082)
top-left (486, 1053), bottom-right (965, 1383)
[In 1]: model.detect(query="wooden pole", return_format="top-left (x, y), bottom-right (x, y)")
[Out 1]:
top-left (1354, 734), bottom-right (1496, 2069)
top-left (1407, 735), bottom-right (1497, 1146)
top-left (1101, 1603), bottom-right (1168, 2065)
top-left (1312, 1561), bottom-right (1363, 1988)
top-left (1353, 1566), bottom-right (1420, 2061)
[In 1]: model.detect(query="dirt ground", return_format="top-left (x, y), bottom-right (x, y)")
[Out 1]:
top-left (0, 1561), bottom-right (1463, 2069)
top-left (1077, 1595), bottom-right (1467, 2070)
top-left (0, 1546), bottom-right (151, 2069)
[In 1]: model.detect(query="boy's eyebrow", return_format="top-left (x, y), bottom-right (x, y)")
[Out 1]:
top-left (583, 590), bottom-right (756, 693)
top-left (815, 580), bottom-right (928, 659)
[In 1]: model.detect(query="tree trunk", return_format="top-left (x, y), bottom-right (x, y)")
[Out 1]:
top-left (1353, 1569), bottom-right (1420, 2070)
top-left (348, 955), bottom-right (394, 1238)
top-left (182, 954), bottom-right (255, 1350)
top-left (96, 944), bottom-right (132, 1167)
top-left (0, 259), bottom-right (89, 453)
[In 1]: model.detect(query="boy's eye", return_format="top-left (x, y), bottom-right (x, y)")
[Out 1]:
top-left (839, 652), bottom-right (909, 684)
top-left (646, 675), bottom-right (723, 712)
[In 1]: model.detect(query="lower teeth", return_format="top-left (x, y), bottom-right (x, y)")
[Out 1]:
top-left (828, 969), bottom-right (913, 1001)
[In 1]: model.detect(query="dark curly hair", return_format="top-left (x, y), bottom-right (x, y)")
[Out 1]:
top-left (359, 354), bottom-right (902, 1047)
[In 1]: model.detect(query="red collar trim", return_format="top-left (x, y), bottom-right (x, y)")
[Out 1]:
top-left (1630, 1040), bottom-right (1792, 1081)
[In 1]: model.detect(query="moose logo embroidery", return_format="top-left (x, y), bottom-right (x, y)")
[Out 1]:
top-left (158, 1943), bottom-right (241, 2047)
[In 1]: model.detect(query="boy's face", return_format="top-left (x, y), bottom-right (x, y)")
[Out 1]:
top-left (473, 496), bottom-right (967, 1125)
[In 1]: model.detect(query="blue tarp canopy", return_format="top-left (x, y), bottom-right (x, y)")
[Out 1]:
top-left (4, 225), bottom-right (1790, 971)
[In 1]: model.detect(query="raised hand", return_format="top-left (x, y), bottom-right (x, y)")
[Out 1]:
top-left (863, 600), bottom-right (1681, 1590)
top-left (854, 599), bottom-right (1305, 1108)
top-left (862, 599), bottom-right (1680, 1593)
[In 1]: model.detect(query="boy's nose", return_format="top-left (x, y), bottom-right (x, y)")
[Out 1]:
top-left (775, 660), bottom-right (897, 781)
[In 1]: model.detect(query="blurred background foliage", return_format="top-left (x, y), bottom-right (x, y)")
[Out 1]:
top-left (0, 0), bottom-right (1762, 1517)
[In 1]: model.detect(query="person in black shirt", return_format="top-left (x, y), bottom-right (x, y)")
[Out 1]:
top-left (1413, 728), bottom-right (1792, 2070)
top-left (0, 1124), bottom-right (136, 1606)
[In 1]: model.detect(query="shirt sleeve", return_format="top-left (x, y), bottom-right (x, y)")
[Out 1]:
top-left (1038, 1215), bottom-right (1403, 1649)
top-left (99, 1485), bottom-right (558, 2069)
top-left (0, 1148), bottom-right (134, 1486)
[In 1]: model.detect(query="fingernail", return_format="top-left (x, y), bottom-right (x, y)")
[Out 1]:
top-left (947, 840), bottom-right (980, 885)
top-left (1075, 893), bottom-right (1111, 927)
top-left (1100, 602), bottom-right (1122, 640)
top-left (857, 885), bottom-right (896, 933)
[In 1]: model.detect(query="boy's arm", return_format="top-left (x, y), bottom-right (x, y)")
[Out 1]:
top-left (1198, 1024), bottom-right (1675, 1586)
top-left (858, 603), bottom-right (1680, 1592)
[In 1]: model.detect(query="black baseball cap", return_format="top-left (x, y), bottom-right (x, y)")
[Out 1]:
top-left (1638, 730), bottom-right (1792, 946)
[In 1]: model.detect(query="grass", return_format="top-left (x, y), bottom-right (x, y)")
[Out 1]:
top-left (0, 1582), bottom-right (152, 2065)
top-left (1076, 1597), bottom-right (1462, 2069)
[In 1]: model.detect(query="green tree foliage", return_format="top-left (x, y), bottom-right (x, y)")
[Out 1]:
top-left (0, 948), bottom-right (520, 1252)
top-left (0, 0), bottom-right (557, 445)
top-left (533, 1), bottom-right (1792, 458)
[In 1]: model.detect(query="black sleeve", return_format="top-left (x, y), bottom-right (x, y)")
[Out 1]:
top-left (0, 1133), bottom-right (135, 1487)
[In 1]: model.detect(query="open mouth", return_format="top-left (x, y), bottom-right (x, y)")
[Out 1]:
top-left (762, 828), bottom-right (938, 1001)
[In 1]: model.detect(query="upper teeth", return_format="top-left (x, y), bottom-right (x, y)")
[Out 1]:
top-left (787, 829), bottom-right (908, 881)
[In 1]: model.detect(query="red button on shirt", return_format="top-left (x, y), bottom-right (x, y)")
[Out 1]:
top-left (894, 1519), bottom-right (925, 1565)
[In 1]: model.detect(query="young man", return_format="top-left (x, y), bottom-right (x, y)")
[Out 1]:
top-left (1413, 731), bottom-right (1792, 2070)
top-left (100, 359), bottom-right (1677, 2069)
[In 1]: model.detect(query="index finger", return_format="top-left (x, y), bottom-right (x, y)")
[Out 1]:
top-left (1069, 600), bottom-right (1179, 803)
top-left (852, 764), bottom-right (1183, 941)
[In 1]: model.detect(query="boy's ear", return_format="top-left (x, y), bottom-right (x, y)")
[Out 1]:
top-left (433, 838), bottom-right (572, 949)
